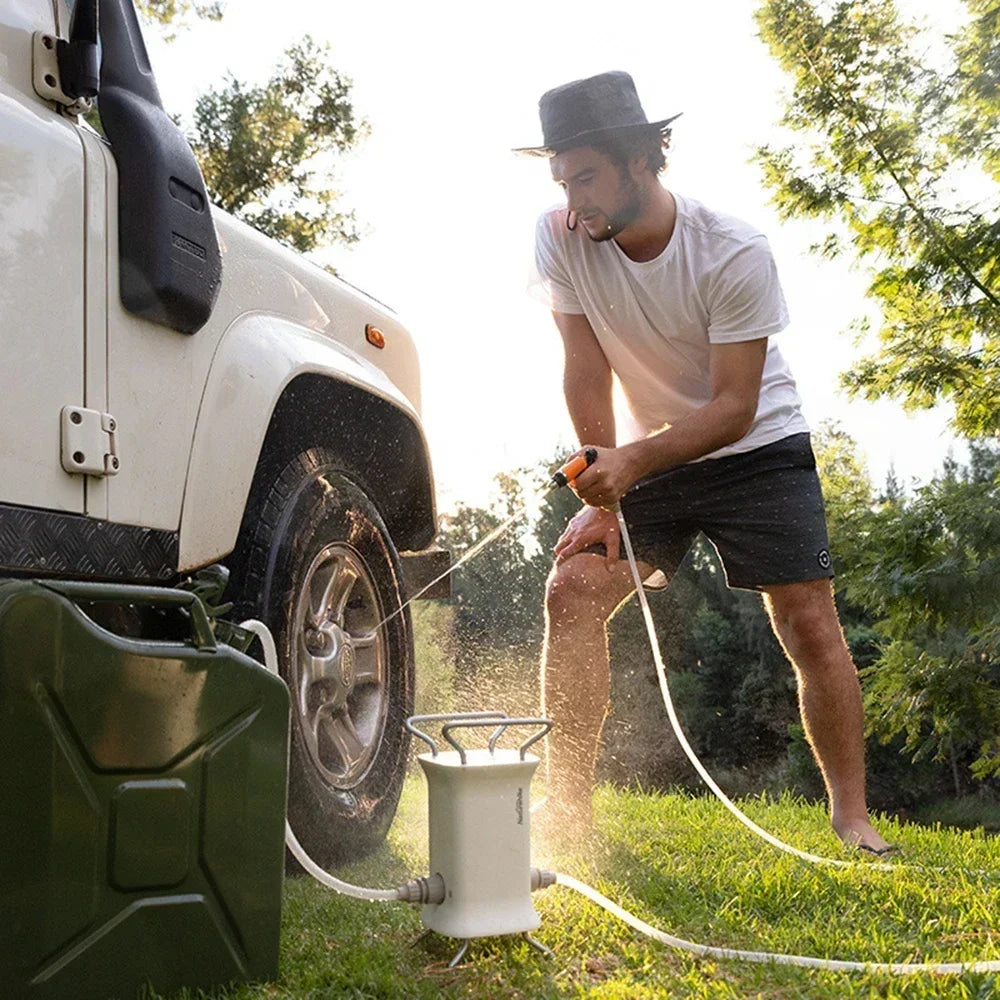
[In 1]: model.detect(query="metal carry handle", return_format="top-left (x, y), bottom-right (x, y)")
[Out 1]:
top-left (38, 580), bottom-right (217, 651)
top-left (440, 717), bottom-right (553, 765)
top-left (405, 711), bottom-right (509, 757)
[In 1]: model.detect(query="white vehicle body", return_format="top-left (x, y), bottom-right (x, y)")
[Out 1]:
top-left (1, 0), bottom-right (442, 870)
top-left (1, 0), bottom-right (437, 579)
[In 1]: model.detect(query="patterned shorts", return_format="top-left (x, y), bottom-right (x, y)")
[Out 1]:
top-left (612, 432), bottom-right (834, 592)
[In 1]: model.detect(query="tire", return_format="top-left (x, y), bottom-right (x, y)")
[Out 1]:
top-left (231, 447), bottom-right (414, 866)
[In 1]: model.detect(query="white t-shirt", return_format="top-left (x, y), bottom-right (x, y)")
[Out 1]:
top-left (533, 191), bottom-right (810, 459)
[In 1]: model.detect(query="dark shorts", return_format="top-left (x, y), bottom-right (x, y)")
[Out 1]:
top-left (606, 432), bottom-right (834, 591)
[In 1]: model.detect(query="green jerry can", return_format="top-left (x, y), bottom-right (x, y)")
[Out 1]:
top-left (0, 580), bottom-right (291, 1000)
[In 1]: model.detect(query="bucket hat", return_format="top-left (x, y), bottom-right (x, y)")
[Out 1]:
top-left (514, 70), bottom-right (681, 157)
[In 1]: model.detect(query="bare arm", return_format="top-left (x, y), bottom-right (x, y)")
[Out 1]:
top-left (626, 336), bottom-right (768, 477)
top-left (553, 311), bottom-right (616, 449)
top-left (551, 312), bottom-right (622, 564)
top-left (573, 337), bottom-right (769, 508)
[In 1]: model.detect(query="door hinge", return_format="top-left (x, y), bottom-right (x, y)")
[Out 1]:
top-left (61, 407), bottom-right (120, 477)
top-left (31, 32), bottom-right (94, 117)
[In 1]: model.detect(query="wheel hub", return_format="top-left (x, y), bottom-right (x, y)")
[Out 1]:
top-left (303, 623), bottom-right (356, 705)
top-left (340, 642), bottom-right (356, 688)
top-left (292, 543), bottom-right (388, 789)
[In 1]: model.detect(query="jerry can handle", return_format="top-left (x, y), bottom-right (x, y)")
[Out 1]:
top-left (38, 580), bottom-right (217, 650)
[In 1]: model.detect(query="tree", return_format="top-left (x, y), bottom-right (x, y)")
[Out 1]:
top-left (754, 0), bottom-right (1000, 436)
top-left (129, 2), bottom-right (367, 256)
top-left (185, 37), bottom-right (368, 254)
top-left (660, 541), bottom-right (798, 777)
top-left (809, 422), bottom-right (1000, 792)
top-left (436, 452), bottom-right (581, 651)
top-left (837, 445), bottom-right (1000, 789)
top-left (433, 441), bottom-right (857, 793)
top-left (135, 1), bottom-right (224, 40)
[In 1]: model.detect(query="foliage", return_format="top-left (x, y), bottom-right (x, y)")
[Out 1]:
top-left (103, 8), bottom-right (366, 257)
top-left (836, 443), bottom-right (1000, 785)
top-left (807, 423), bottom-right (1000, 792)
top-left (435, 450), bottom-right (802, 790)
top-left (603, 425), bottom-right (877, 791)
top-left (432, 434), bottom-right (1000, 804)
top-left (184, 36), bottom-right (368, 253)
top-left (135, 0), bottom-right (223, 40)
top-left (811, 421), bottom-right (876, 538)
top-left (436, 451), bottom-right (580, 652)
top-left (754, 0), bottom-right (1000, 436)
top-left (411, 602), bottom-right (459, 718)
top-left (670, 542), bottom-right (797, 772)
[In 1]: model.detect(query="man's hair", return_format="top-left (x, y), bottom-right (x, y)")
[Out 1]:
top-left (585, 127), bottom-right (671, 175)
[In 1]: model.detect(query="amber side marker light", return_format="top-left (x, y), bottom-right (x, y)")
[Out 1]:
top-left (366, 324), bottom-right (386, 349)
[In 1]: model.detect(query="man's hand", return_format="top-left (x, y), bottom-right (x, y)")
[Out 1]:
top-left (568, 445), bottom-right (639, 509)
top-left (554, 504), bottom-right (622, 567)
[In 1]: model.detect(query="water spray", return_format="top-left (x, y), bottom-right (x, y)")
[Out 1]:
top-left (236, 448), bottom-right (1000, 977)
top-left (374, 449), bottom-right (600, 631)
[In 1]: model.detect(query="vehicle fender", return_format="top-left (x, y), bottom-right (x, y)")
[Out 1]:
top-left (179, 311), bottom-right (431, 571)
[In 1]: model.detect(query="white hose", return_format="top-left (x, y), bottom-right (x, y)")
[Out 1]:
top-left (239, 618), bottom-right (403, 902)
top-left (554, 872), bottom-right (1000, 974)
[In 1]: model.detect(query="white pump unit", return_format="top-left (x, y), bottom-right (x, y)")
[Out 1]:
top-left (406, 713), bottom-right (554, 962)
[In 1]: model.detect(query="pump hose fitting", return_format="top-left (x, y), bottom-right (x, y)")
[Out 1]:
top-left (395, 869), bottom-right (555, 906)
top-left (531, 868), bottom-right (557, 891)
top-left (395, 873), bottom-right (446, 905)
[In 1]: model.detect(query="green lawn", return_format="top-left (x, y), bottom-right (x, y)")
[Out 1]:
top-left (151, 781), bottom-right (1000, 1000)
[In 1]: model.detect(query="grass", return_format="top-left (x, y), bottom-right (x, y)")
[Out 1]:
top-left (146, 779), bottom-right (1000, 1000)
top-left (909, 797), bottom-right (1000, 835)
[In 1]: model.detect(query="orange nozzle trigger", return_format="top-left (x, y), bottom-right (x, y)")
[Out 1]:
top-left (551, 447), bottom-right (599, 489)
top-left (561, 454), bottom-right (591, 483)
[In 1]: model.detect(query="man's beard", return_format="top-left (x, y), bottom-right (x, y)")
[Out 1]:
top-left (584, 172), bottom-right (643, 243)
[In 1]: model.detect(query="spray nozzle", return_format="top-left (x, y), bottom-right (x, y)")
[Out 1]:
top-left (550, 447), bottom-right (598, 490)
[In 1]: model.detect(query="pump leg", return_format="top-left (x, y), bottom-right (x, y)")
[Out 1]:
top-left (448, 939), bottom-right (470, 968)
top-left (523, 933), bottom-right (553, 958)
top-left (410, 928), bottom-right (434, 949)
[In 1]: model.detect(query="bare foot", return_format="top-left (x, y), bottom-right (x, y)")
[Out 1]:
top-left (833, 815), bottom-right (892, 853)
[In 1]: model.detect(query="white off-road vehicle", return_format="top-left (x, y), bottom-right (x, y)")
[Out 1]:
top-left (1, 0), bottom-right (444, 863)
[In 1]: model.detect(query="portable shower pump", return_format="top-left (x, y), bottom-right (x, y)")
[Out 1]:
top-left (405, 712), bottom-right (556, 964)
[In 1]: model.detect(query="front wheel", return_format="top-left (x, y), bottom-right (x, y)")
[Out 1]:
top-left (232, 448), bottom-right (413, 866)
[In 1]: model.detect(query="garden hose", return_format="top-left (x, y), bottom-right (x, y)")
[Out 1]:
top-left (553, 871), bottom-right (1000, 974)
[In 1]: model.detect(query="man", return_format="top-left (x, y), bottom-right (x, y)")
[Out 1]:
top-left (517, 71), bottom-right (890, 854)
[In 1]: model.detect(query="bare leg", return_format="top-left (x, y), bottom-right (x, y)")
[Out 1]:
top-left (763, 578), bottom-right (889, 851)
top-left (540, 553), bottom-right (650, 827)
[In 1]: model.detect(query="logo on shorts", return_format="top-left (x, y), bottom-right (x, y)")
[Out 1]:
top-left (817, 549), bottom-right (832, 570)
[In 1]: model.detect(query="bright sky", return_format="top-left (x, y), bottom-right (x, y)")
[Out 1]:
top-left (148, 0), bottom-right (970, 511)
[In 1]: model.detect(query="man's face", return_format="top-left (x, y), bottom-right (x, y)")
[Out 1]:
top-left (550, 146), bottom-right (643, 242)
